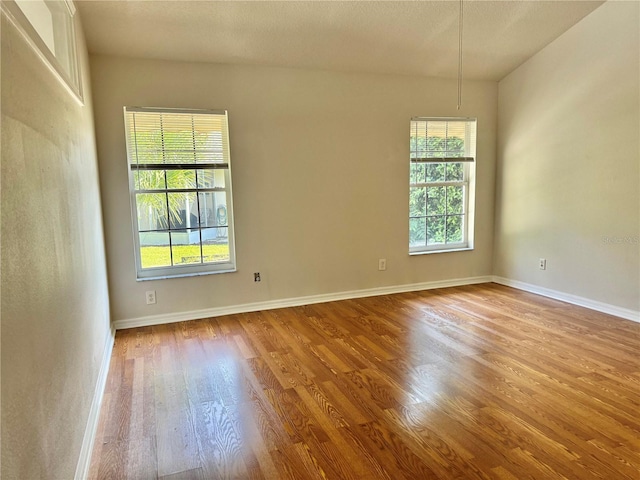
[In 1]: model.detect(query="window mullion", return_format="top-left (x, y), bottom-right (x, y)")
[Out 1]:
top-left (411, 181), bottom-right (465, 188)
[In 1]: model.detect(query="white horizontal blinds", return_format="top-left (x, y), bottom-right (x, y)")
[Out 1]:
top-left (125, 109), bottom-right (230, 168)
top-left (410, 118), bottom-right (476, 163)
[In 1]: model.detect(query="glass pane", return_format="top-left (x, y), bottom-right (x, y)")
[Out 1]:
top-left (426, 186), bottom-right (446, 215)
top-left (409, 217), bottom-right (426, 248)
top-left (167, 192), bottom-right (197, 230)
top-left (446, 163), bottom-right (464, 182)
top-left (171, 230), bottom-right (202, 265)
top-left (198, 192), bottom-right (228, 227)
top-left (446, 186), bottom-right (464, 214)
top-left (427, 216), bottom-right (445, 245)
top-left (139, 232), bottom-right (171, 269)
top-left (410, 163), bottom-right (427, 185)
top-left (410, 134), bottom-right (418, 157)
top-left (409, 187), bottom-right (426, 217)
top-left (134, 170), bottom-right (165, 191)
top-left (202, 228), bottom-right (230, 263)
top-left (446, 215), bottom-right (463, 243)
top-left (426, 163), bottom-right (445, 182)
top-left (166, 169), bottom-right (196, 190)
top-left (197, 169), bottom-right (226, 189)
top-left (136, 193), bottom-right (168, 230)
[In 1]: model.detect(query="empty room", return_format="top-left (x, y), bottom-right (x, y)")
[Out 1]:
top-left (1, 0), bottom-right (639, 479)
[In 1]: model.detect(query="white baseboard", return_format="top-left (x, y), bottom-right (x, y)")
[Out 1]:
top-left (74, 324), bottom-right (116, 480)
top-left (492, 276), bottom-right (640, 323)
top-left (114, 274), bottom-right (639, 330)
top-left (114, 276), bottom-right (493, 330)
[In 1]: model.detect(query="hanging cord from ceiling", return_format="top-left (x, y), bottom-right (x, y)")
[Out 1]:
top-left (457, 0), bottom-right (464, 110)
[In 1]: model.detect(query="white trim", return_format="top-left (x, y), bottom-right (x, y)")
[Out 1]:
top-left (114, 276), bottom-right (493, 330)
top-left (63, 0), bottom-right (76, 16)
top-left (492, 276), bottom-right (640, 324)
top-left (1, 0), bottom-right (83, 103)
top-left (74, 325), bottom-right (116, 480)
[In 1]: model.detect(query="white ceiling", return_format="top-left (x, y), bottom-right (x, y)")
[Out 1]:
top-left (76, 0), bottom-right (605, 81)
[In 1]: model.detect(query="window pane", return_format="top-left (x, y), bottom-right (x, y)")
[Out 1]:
top-left (446, 163), bottom-right (464, 182)
top-left (134, 170), bottom-right (166, 191)
top-left (166, 170), bottom-right (196, 190)
top-left (410, 163), bottom-right (426, 184)
top-left (409, 217), bottom-right (426, 247)
top-left (426, 186), bottom-right (446, 215)
top-left (426, 163), bottom-right (445, 182)
top-left (167, 192), bottom-right (197, 229)
top-left (136, 193), bottom-right (168, 230)
top-left (446, 215), bottom-right (463, 243)
top-left (139, 232), bottom-right (171, 268)
top-left (202, 228), bottom-right (230, 263)
top-left (446, 186), bottom-right (464, 214)
top-left (171, 230), bottom-right (202, 265)
top-left (198, 192), bottom-right (228, 227)
top-left (427, 216), bottom-right (446, 245)
top-left (197, 169), bottom-right (226, 189)
top-left (409, 187), bottom-right (426, 217)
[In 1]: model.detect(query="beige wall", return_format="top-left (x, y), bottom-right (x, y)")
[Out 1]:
top-left (1, 11), bottom-right (111, 480)
top-left (89, 57), bottom-right (497, 322)
top-left (495, 1), bottom-right (640, 311)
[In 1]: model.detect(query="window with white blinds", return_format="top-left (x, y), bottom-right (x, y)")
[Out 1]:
top-left (124, 107), bottom-right (236, 279)
top-left (409, 118), bottom-right (476, 253)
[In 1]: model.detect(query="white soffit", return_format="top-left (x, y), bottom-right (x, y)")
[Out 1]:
top-left (76, 0), bottom-right (605, 81)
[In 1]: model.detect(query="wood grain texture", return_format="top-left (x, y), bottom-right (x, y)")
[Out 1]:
top-left (88, 283), bottom-right (640, 479)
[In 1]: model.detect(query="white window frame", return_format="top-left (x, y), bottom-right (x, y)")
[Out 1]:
top-left (124, 107), bottom-right (237, 280)
top-left (409, 117), bottom-right (477, 254)
top-left (1, 0), bottom-right (82, 102)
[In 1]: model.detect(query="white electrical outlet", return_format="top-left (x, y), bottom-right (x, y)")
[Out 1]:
top-left (146, 290), bottom-right (156, 305)
top-left (539, 258), bottom-right (547, 270)
top-left (378, 258), bottom-right (387, 271)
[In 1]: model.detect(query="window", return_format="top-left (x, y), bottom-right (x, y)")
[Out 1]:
top-left (1, 0), bottom-right (82, 100)
top-left (409, 117), bottom-right (476, 253)
top-left (124, 107), bottom-right (236, 280)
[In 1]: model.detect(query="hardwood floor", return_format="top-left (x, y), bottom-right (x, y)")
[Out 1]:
top-left (88, 283), bottom-right (640, 479)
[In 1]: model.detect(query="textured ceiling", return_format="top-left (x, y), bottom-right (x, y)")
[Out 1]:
top-left (76, 0), bottom-right (605, 81)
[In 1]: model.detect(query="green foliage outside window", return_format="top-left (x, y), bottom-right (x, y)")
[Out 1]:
top-left (410, 137), bottom-right (466, 247)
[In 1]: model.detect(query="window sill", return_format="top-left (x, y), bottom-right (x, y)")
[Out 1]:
top-left (136, 267), bottom-right (237, 281)
top-left (409, 247), bottom-right (474, 256)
